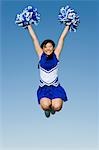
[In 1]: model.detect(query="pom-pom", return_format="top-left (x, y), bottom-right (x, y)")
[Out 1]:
top-left (15, 6), bottom-right (40, 29)
top-left (58, 5), bottom-right (80, 32)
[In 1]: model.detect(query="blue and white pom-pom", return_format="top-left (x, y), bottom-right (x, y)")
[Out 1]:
top-left (58, 5), bottom-right (80, 32)
top-left (15, 6), bottom-right (40, 29)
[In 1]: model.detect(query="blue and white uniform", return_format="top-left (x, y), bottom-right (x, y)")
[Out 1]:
top-left (37, 52), bottom-right (68, 104)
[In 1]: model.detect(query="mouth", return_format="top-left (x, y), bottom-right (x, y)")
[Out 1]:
top-left (46, 51), bottom-right (52, 54)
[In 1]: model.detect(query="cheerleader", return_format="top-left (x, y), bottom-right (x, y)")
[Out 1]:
top-left (27, 25), bottom-right (69, 117)
top-left (15, 5), bottom-right (79, 118)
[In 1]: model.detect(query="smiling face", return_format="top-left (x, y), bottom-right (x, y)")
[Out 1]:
top-left (43, 42), bottom-right (54, 56)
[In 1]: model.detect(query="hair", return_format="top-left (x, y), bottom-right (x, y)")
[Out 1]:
top-left (40, 39), bottom-right (55, 49)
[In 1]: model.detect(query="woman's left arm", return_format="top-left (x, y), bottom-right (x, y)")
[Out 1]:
top-left (54, 25), bottom-right (70, 59)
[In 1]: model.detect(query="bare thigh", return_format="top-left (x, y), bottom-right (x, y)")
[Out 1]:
top-left (40, 97), bottom-right (52, 110)
top-left (52, 98), bottom-right (63, 111)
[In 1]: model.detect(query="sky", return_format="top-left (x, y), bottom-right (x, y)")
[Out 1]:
top-left (0, 0), bottom-right (99, 150)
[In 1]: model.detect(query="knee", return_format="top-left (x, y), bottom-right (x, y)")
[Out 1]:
top-left (41, 104), bottom-right (50, 110)
top-left (52, 104), bottom-right (62, 112)
top-left (40, 99), bottom-right (51, 111)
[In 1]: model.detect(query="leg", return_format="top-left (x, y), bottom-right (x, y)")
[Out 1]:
top-left (40, 97), bottom-right (52, 111)
top-left (51, 98), bottom-right (63, 112)
top-left (40, 97), bottom-right (52, 118)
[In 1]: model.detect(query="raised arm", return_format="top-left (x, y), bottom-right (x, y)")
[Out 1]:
top-left (27, 25), bottom-right (43, 57)
top-left (54, 25), bottom-right (70, 59)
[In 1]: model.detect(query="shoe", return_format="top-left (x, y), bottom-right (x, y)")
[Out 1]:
top-left (50, 108), bottom-right (55, 115)
top-left (44, 110), bottom-right (50, 118)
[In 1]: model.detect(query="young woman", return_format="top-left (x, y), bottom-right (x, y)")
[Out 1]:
top-left (27, 25), bottom-right (69, 117)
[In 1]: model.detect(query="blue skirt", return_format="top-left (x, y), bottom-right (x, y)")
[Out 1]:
top-left (37, 84), bottom-right (68, 104)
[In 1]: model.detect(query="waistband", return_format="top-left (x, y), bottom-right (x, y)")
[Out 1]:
top-left (39, 77), bottom-right (59, 87)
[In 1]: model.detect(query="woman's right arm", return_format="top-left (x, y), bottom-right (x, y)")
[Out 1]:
top-left (27, 25), bottom-right (43, 57)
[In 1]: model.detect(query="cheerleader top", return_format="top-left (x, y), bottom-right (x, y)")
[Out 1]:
top-left (38, 52), bottom-right (59, 87)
